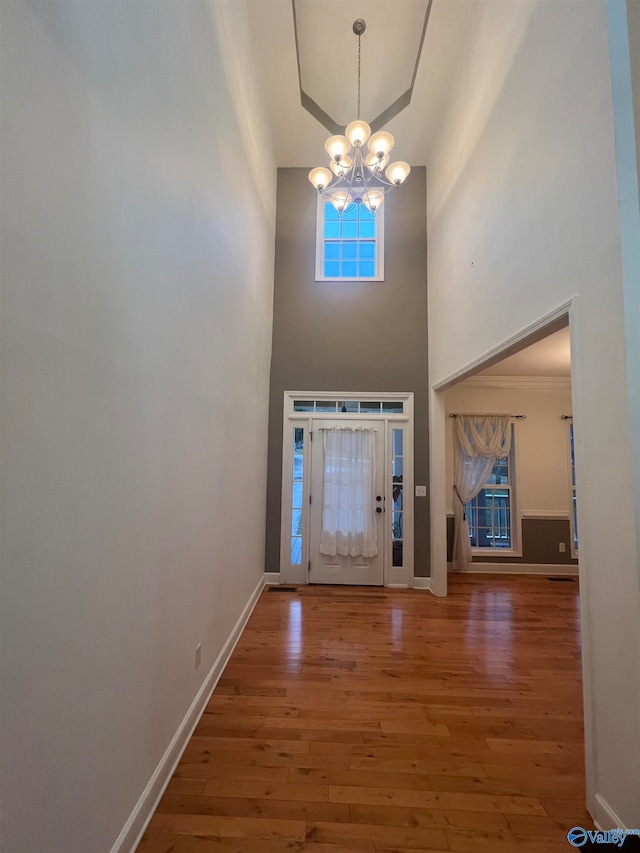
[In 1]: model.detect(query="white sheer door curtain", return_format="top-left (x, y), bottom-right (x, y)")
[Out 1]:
top-left (319, 427), bottom-right (378, 559)
top-left (452, 415), bottom-right (512, 570)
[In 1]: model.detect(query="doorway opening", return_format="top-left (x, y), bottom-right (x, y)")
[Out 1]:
top-left (444, 325), bottom-right (576, 576)
top-left (428, 300), bottom-right (593, 809)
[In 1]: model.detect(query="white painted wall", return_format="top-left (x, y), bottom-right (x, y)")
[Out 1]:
top-left (444, 383), bottom-right (573, 516)
top-left (0, 2), bottom-right (276, 851)
top-left (427, 0), bottom-right (640, 829)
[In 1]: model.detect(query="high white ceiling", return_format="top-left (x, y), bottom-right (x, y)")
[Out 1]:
top-left (478, 327), bottom-right (572, 377)
top-left (246, 0), bottom-right (478, 167)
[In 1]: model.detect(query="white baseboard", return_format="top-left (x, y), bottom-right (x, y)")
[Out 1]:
top-left (593, 793), bottom-right (630, 831)
top-left (264, 573), bottom-right (281, 585)
top-left (111, 573), bottom-right (265, 853)
top-left (280, 565), bottom-right (307, 585)
top-left (413, 577), bottom-right (432, 590)
top-left (449, 562), bottom-right (579, 576)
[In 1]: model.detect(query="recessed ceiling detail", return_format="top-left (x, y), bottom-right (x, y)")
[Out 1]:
top-left (292, 0), bottom-right (433, 134)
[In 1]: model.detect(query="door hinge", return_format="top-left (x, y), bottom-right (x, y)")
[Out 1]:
top-left (308, 560), bottom-right (311, 571)
top-left (309, 494), bottom-right (312, 505)
top-left (310, 431), bottom-right (313, 441)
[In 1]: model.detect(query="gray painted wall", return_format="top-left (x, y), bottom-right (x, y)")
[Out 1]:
top-left (627, 0), bottom-right (640, 202)
top-left (446, 516), bottom-right (579, 566)
top-left (266, 167), bottom-right (429, 578)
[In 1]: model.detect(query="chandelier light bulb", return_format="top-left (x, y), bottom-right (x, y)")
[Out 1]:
top-left (330, 155), bottom-right (353, 177)
top-left (330, 191), bottom-right (350, 213)
top-left (308, 166), bottom-right (333, 191)
top-left (363, 189), bottom-right (385, 213)
top-left (345, 120), bottom-right (371, 148)
top-left (385, 161), bottom-right (411, 185)
top-left (365, 151), bottom-right (389, 171)
top-left (324, 135), bottom-right (351, 161)
top-left (367, 131), bottom-right (395, 158)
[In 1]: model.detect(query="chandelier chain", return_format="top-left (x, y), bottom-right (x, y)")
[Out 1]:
top-left (357, 33), bottom-right (361, 120)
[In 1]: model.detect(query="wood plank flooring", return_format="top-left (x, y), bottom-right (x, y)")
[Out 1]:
top-left (137, 574), bottom-right (593, 852)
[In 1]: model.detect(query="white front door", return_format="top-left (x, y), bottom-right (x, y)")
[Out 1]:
top-left (309, 419), bottom-right (385, 585)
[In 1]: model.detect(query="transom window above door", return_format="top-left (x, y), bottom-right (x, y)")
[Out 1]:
top-left (293, 399), bottom-right (403, 414)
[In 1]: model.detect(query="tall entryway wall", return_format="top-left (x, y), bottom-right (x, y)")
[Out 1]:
top-left (265, 167), bottom-right (429, 581)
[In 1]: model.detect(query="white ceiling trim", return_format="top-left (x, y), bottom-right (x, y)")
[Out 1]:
top-left (463, 376), bottom-right (572, 391)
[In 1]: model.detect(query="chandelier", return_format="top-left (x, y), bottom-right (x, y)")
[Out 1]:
top-left (308, 19), bottom-right (411, 217)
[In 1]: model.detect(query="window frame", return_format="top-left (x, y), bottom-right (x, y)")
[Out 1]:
top-left (466, 422), bottom-right (522, 557)
top-left (279, 419), bottom-right (311, 583)
top-left (391, 427), bottom-right (405, 569)
top-left (315, 195), bottom-right (385, 282)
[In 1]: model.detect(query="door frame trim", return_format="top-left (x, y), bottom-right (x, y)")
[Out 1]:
top-left (280, 391), bottom-right (415, 587)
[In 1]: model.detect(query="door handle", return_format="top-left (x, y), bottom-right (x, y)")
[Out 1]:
top-left (376, 495), bottom-right (382, 501)
top-left (376, 507), bottom-right (382, 514)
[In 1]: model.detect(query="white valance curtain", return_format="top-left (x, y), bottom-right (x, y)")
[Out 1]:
top-left (452, 415), bottom-right (512, 570)
top-left (320, 427), bottom-right (378, 559)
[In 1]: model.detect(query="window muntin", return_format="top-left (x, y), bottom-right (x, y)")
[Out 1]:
top-left (466, 430), bottom-right (515, 550)
top-left (316, 198), bottom-right (384, 281)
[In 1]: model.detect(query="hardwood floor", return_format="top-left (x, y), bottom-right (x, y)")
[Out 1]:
top-left (137, 574), bottom-right (593, 852)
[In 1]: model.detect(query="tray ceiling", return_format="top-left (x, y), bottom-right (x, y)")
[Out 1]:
top-left (246, 0), bottom-right (478, 167)
top-left (293, 0), bottom-right (432, 132)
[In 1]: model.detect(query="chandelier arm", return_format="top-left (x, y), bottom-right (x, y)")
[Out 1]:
top-left (367, 167), bottom-right (396, 189)
top-left (362, 178), bottom-right (391, 204)
top-left (358, 165), bottom-right (380, 196)
top-left (348, 151), bottom-right (380, 195)
top-left (357, 153), bottom-right (391, 196)
top-left (320, 155), bottom-right (397, 204)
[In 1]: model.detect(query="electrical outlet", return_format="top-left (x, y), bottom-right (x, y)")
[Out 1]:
top-left (195, 643), bottom-right (202, 670)
top-left (559, 542), bottom-right (566, 553)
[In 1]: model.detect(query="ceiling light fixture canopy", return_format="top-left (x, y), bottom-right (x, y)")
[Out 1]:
top-left (308, 19), bottom-right (410, 216)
